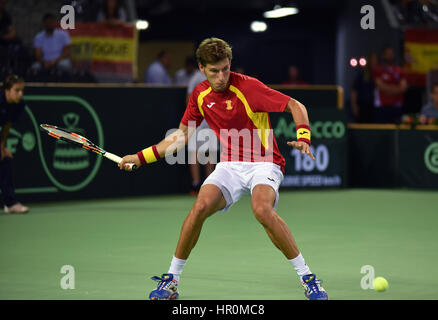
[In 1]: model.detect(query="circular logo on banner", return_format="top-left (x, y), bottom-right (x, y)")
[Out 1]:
top-left (424, 142), bottom-right (438, 174)
top-left (24, 95), bottom-right (104, 192)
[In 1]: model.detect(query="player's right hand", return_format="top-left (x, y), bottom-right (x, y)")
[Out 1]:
top-left (287, 141), bottom-right (316, 160)
top-left (118, 154), bottom-right (141, 171)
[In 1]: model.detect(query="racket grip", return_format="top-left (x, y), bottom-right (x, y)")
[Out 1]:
top-left (105, 152), bottom-right (137, 170)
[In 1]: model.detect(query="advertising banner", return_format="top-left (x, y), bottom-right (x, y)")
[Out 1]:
top-left (399, 129), bottom-right (438, 188)
top-left (5, 86), bottom-right (187, 202)
top-left (68, 23), bottom-right (138, 81)
top-left (271, 108), bottom-right (348, 188)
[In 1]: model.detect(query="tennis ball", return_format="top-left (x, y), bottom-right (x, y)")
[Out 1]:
top-left (373, 277), bottom-right (388, 292)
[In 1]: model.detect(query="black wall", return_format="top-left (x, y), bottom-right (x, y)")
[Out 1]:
top-left (138, 7), bottom-right (338, 85)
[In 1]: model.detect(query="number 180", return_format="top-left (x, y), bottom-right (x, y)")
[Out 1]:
top-left (291, 144), bottom-right (329, 172)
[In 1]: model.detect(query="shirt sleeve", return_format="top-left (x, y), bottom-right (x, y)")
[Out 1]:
top-left (244, 78), bottom-right (291, 113)
top-left (181, 90), bottom-right (204, 127)
top-left (33, 33), bottom-right (42, 49)
top-left (62, 30), bottom-right (71, 46)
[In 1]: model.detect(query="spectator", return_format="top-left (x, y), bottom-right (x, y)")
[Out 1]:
top-left (351, 53), bottom-right (378, 123)
top-left (372, 46), bottom-right (408, 123)
top-left (0, 75), bottom-right (29, 214)
top-left (0, 0), bottom-right (31, 78)
top-left (32, 13), bottom-right (72, 74)
top-left (0, 0), bottom-right (17, 45)
top-left (282, 65), bottom-right (308, 86)
top-left (419, 84), bottom-right (438, 124)
top-left (97, 0), bottom-right (128, 26)
top-left (144, 50), bottom-right (172, 85)
top-left (174, 56), bottom-right (197, 86)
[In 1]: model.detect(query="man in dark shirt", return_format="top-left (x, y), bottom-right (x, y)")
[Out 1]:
top-left (0, 75), bottom-right (29, 214)
top-left (0, 0), bottom-right (17, 44)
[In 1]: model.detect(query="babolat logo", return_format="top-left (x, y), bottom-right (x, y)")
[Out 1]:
top-left (274, 117), bottom-right (346, 139)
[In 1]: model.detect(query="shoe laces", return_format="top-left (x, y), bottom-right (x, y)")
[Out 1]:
top-left (151, 275), bottom-right (176, 291)
top-left (304, 278), bottom-right (324, 293)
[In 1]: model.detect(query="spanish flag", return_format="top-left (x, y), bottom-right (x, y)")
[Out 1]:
top-left (68, 22), bottom-right (138, 81)
top-left (404, 29), bottom-right (438, 86)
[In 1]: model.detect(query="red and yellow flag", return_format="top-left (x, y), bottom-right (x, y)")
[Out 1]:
top-left (68, 23), bottom-right (138, 81)
top-left (404, 29), bottom-right (438, 86)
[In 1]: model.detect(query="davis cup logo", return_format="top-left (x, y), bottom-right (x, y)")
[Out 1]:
top-left (22, 95), bottom-right (103, 192)
top-left (424, 142), bottom-right (438, 174)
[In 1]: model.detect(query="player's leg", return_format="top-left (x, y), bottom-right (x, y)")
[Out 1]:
top-left (174, 184), bottom-right (226, 260)
top-left (149, 184), bottom-right (226, 300)
top-left (251, 181), bottom-right (328, 300)
top-left (251, 185), bottom-right (300, 259)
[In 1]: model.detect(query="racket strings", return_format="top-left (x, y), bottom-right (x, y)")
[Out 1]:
top-left (48, 128), bottom-right (87, 145)
top-left (41, 124), bottom-right (104, 155)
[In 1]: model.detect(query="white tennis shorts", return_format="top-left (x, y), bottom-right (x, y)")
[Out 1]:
top-left (202, 161), bottom-right (284, 212)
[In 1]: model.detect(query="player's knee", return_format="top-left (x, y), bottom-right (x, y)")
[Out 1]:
top-left (252, 203), bottom-right (274, 226)
top-left (191, 200), bottom-right (211, 221)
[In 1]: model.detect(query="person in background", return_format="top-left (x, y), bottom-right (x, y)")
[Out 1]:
top-left (282, 65), bottom-right (308, 86)
top-left (351, 53), bottom-right (378, 123)
top-left (419, 84), bottom-right (438, 124)
top-left (0, 75), bottom-right (29, 214)
top-left (32, 13), bottom-right (72, 73)
top-left (186, 68), bottom-right (217, 195)
top-left (144, 50), bottom-right (173, 85)
top-left (372, 46), bottom-right (408, 123)
top-left (0, 0), bottom-right (17, 45)
top-left (174, 56), bottom-right (197, 86)
top-left (96, 0), bottom-right (127, 26)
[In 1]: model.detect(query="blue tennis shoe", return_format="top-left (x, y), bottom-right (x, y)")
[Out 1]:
top-left (302, 274), bottom-right (328, 300)
top-left (149, 273), bottom-right (179, 300)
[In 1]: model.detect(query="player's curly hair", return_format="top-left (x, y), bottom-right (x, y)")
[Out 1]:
top-left (2, 74), bottom-right (24, 91)
top-left (196, 37), bottom-right (232, 67)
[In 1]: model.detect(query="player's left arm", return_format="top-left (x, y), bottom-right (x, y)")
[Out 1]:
top-left (284, 98), bottom-right (315, 160)
top-left (118, 122), bottom-right (193, 170)
top-left (1, 121), bottom-right (13, 160)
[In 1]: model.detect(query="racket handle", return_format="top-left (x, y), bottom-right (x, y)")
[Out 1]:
top-left (105, 152), bottom-right (137, 170)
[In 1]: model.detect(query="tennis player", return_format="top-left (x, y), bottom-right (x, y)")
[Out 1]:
top-left (119, 38), bottom-right (328, 300)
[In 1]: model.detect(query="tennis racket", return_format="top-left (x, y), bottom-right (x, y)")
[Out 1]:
top-left (40, 124), bottom-right (136, 170)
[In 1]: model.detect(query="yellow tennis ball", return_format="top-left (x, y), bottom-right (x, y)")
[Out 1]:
top-left (373, 277), bottom-right (388, 292)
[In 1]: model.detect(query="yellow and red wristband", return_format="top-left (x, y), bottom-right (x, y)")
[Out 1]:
top-left (137, 145), bottom-right (161, 165)
top-left (297, 125), bottom-right (311, 145)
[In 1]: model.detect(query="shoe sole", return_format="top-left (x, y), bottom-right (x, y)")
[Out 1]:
top-left (150, 293), bottom-right (179, 300)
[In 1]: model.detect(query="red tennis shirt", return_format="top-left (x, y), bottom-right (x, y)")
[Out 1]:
top-left (181, 72), bottom-right (291, 173)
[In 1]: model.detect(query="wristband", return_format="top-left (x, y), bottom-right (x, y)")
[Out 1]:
top-left (296, 125), bottom-right (311, 145)
top-left (137, 145), bottom-right (161, 165)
